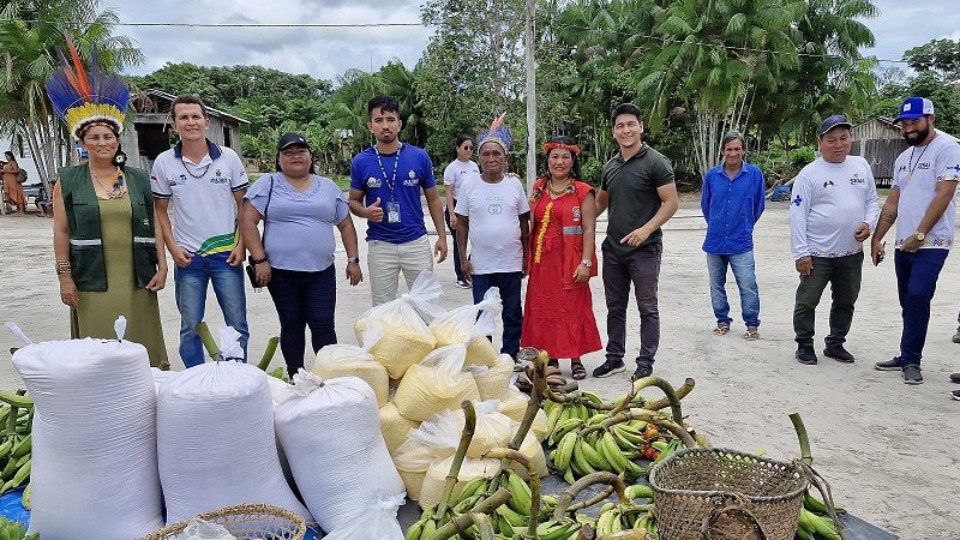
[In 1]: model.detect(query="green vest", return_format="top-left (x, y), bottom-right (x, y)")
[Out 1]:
top-left (60, 165), bottom-right (158, 292)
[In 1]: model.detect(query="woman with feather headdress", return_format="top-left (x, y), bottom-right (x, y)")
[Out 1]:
top-left (48, 35), bottom-right (168, 368)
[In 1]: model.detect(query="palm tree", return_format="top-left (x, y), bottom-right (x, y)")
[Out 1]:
top-left (0, 0), bottom-right (142, 195)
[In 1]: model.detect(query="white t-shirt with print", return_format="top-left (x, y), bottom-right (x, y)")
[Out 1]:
top-left (789, 156), bottom-right (879, 260)
top-left (443, 159), bottom-right (479, 200)
top-left (892, 132), bottom-right (960, 249)
top-left (455, 175), bottom-right (530, 274)
top-left (151, 142), bottom-right (248, 256)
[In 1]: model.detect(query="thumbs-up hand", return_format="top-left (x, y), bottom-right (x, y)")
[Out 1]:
top-left (366, 197), bottom-right (384, 222)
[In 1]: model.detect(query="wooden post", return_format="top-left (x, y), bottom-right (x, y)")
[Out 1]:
top-left (524, 0), bottom-right (537, 192)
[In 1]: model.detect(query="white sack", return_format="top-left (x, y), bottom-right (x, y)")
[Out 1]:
top-left (12, 338), bottom-right (163, 540)
top-left (320, 494), bottom-right (405, 540)
top-left (157, 361), bottom-right (310, 524)
top-left (275, 372), bottom-right (405, 533)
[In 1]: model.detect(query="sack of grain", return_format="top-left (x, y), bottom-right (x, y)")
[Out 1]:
top-left (499, 387), bottom-right (548, 442)
top-left (418, 456), bottom-right (501, 511)
top-left (393, 344), bottom-right (481, 421)
top-left (429, 288), bottom-right (502, 347)
top-left (313, 325), bottom-right (389, 406)
top-left (379, 402), bottom-right (421, 456)
top-left (466, 354), bottom-right (515, 401)
top-left (514, 430), bottom-right (549, 479)
top-left (394, 402), bottom-right (514, 470)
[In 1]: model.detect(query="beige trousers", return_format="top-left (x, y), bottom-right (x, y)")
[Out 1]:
top-left (368, 235), bottom-right (433, 306)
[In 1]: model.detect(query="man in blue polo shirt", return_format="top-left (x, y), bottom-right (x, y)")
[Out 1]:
top-left (349, 96), bottom-right (448, 306)
top-left (701, 132), bottom-right (766, 340)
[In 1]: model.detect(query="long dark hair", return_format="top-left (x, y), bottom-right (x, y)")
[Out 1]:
top-left (543, 135), bottom-right (582, 181)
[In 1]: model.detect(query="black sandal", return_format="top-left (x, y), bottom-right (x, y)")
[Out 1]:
top-left (571, 360), bottom-right (587, 380)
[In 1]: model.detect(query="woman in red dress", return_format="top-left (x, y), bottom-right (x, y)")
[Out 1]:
top-left (521, 136), bottom-right (601, 379)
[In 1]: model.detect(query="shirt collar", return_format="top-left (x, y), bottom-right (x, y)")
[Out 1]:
top-left (617, 143), bottom-right (648, 163)
top-left (173, 138), bottom-right (222, 161)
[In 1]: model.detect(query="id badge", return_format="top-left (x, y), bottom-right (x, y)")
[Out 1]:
top-left (387, 201), bottom-right (401, 223)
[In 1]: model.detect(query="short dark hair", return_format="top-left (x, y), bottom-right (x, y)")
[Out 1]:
top-left (367, 95), bottom-right (400, 118)
top-left (720, 132), bottom-right (746, 152)
top-left (544, 135), bottom-right (583, 180)
top-left (3, 151), bottom-right (14, 160)
top-left (611, 103), bottom-right (643, 126)
top-left (455, 135), bottom-right (473, 148)
top-left (170, 95), bottom-right (209, 120)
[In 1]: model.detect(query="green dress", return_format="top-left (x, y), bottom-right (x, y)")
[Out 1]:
top-left (70, 196), bottom-right (169, 368)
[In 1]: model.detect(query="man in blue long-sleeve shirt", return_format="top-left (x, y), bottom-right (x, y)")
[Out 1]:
top-left (700, 132), bottom-right (766, 339)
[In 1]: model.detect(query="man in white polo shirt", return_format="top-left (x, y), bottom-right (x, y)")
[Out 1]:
top-left (871, 97), bottom-right (960, 386)
top-left (789, 114), bottom-right (879, 366)
top-left (151, 95), bottom-right (250, 368)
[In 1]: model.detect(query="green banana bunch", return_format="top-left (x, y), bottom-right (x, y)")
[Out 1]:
top-left (0, 393), bottom-right (33, 503)
top-left (795, 490), bottom-right (845, 539)
top-left (0, 518), bottom-right (39, 540)
top-left (535, 519), bottom-right (582, 540)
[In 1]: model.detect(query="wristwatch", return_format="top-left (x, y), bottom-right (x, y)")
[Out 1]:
top-left (581, 259), bottom-right (592, 268)
top-left (347, 257), bottom-right (360, 265)
top-left (915, 232), bottom-right (926, 242)
top-left (248, 255), bottom-right (268, 265)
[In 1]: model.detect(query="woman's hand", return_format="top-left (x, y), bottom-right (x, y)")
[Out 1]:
top-left (145, 268), bottom-right (167, 292)
top-left (346, 262), bottom-right (363, 286)
top-left (255, 262), bottom-right (272, 287)
top-left (573, 263), bottom-right (590, 283)
top-left (59, 276), bottom-right (79, 308)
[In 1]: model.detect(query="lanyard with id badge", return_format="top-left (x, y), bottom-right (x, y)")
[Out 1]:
top-left (375, 143), bottom-right (403, 223)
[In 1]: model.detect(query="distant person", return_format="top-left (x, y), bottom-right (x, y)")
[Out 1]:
top-left (593, 103), bottom-right (678, 381)
top-left (151, 95), bottom-right (250, 368)
top-left (521, 136), bottom-right (601, 380)
top-left (348, 95), bottom-right (447, 306)
top-left (2, 151), bottom-right (26, 216)
top-left (239, 133), bottom-right (362, 377)
top-left (443, 135), bottom-right (479, 289)
top-left (455, 115), bottom-right (529, 358)
top-left (46, 47), bottom-right (168, 367)
top-left (789, 114), bottom-right (878, 366)
top-left (700, 132), bottom-right (765, 340)
top-left (870, 97), bottom-right (960, 387)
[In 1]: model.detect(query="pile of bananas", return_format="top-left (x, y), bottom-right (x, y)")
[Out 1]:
top-left (795, 491), bottom-right (845, 540)
top-left (0, 518), bottom-right (38, 540)
top-left (0, 391), bottom-right (33, 508)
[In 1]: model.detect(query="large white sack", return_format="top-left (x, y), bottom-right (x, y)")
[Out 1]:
top-left (275, 372), bottom-right (405, 533)
top-left (11, 338), bottom-right (163, 540)
top-left (319, 494), bottom-right (405, 540)
top-left (157, 361), bottom-right (311, 524)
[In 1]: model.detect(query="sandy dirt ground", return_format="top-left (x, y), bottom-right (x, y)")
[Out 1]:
top-left (0, 198), bottom-right (957, 539)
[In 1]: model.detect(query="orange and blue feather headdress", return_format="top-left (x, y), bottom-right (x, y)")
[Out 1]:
top-left (478, 112), bottom-right (513, 153)
top-left (46, 34), bottom-right (129, 140)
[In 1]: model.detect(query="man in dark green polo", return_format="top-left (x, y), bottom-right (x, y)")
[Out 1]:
top-left (594, 103), bottom-right (679, 380)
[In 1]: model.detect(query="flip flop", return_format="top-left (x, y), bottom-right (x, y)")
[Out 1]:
top-left (571, 361), bottom-right (587, 380)
top-left (713, 324), bottom-right (730, 336)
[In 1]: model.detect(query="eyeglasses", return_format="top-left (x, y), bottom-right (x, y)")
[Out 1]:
top-left (461, 145), bottom-right (473, 151)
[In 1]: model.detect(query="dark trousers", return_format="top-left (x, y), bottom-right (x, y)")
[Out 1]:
top-left (895, 249), bottom-right (948, 366)
top-left (602, 246), bottom-right (661, 366)
top-left (445, 206), bottom-right (465, 281)
top-left (267, 265), bottom-right (337, 376)
top-left (472, 272), bottom-right (523, 357)
top-left (792, 253), bottom-right (863, 348)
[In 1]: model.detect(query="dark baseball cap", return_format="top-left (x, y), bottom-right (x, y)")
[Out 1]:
top-left (817, 115), bottom-right (853, 137)
top-left (277, 132), bottom-right (310, 151)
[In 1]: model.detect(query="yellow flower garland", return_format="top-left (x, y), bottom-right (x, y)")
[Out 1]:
top-left (533, 200), bottom-right (553, 264)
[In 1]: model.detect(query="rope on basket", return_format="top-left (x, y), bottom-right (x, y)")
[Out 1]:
top-left (699, 492), bottom-right (769, 540)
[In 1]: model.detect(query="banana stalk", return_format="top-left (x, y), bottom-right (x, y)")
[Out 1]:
top-left (257, 336), bottom-right (280, 371)
top-left (553, 472), bottom-right (629, 522)
top-left (423, 488), bottom-right (512, 540)
top-left (789, 412), bottom-right (813, 465)
top-left (434, 400), bottom-right (477, 520)
top-left (626, 377), bottom-right (685, 425)
top-left (567, 485), bottom-right (615, 513)
top-left (790, 412), bottom-right (845, 540)
top-left (644, 378), bottom-right (695, 412)
top-left (484, 448), bottom-right (541, 539)
top-left (195, 322), bottom-right (220, 360)
top-left (488, 348), bottom-right (546, 493)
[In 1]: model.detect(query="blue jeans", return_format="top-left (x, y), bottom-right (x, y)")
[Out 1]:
top-left (706, 251), bottom-right (760, 328)
top-left (174, 254), bottom-right (249, 367)
top-left (895, 248), bottom-right (949, 366)
top-left (471, 272), bottom-right (523, 357)
top-left (267, 266), bottom-right (337, 377)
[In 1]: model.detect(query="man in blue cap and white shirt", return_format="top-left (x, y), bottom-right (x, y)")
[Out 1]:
top-left (871, 97), bottom-right (960, 388)
top-left (789, 114), bottom-right (879, 366)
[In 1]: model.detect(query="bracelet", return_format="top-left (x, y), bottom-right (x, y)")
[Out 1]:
top-left (248, 255), bottom-right (268, 266)
top-left (56, 259), bottom-right (72, 275)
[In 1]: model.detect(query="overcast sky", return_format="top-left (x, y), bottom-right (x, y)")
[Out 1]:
top-left (106, 0), bottom-right (960, 83)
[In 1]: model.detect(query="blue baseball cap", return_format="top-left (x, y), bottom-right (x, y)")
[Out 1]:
top-left (817, 114), bottom-right (853, 137)
top-left (895, 97), bottom-right (934, 123)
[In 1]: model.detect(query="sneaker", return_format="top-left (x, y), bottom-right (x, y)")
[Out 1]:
top-left (874, 357), bottom-right (902, 371)
top-left (951, 372), bottom-right (960, 384)
top-left (823, 345), bottom-right (855, 363)
top-left (795, 347), bottom-right (817, 365)
top-left (902, 364), bottom-right (923, 385)
top-left (455, 279), bottom-right (471, 289)
top-left (952, 389), bottom-right (960, 401)
top-left (592, 359), bottom-right (626, 378)
top-left (631, 363), bottom-right (653, 381)
top-left (953, 327), bottom-right (960, 343)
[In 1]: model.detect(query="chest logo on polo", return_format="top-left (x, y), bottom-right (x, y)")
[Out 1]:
top-left (174, 174), bottom-right (187, 185)
top-left (210, 169), bottom-right (228, 184)
top-left (822, 180), bottom-right (835, 188)
top-left (404, 169), bottom-right (419, 186)
top-left (849, 174), bottom-right (865, 185)
top-left (918, 162), bottom-right (930, 170)
top-left (367, 177), bottom-right (381, 188)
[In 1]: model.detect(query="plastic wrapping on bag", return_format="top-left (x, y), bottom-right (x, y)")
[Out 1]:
top-left (379, 402), bottom-right (421, 456)
top-left (320, 494), bottom-right (405, 540)
top-left (157, 361), bottom-right (311, 524)
top-left (275, 372), bottom-right (404, 533)
top-left (397, 468), bottom-right (426, 502)
top-left (514, 430), bottom-right (549, 478)
top-left (170, 520), bottom-right (237, 540)
top-left (394, 402), bottom-right (514, 471)
top-left (393, 344), bottom-right (481, 421)
top-left (499, 387), bottom-right (548, 441)
top-left (11, 338), bottom-right (164, 540)
top-left (312, 325), bottom-right (389, 406)
top-left (429, 288), bottom-right (502, 347)
top-left (217, 325), bottom-right (244, 361)
top-left (355, 273), bottom-right (444, 379)
top-left (467, 354), bottom-right (515, 401)
top-left (418, 456), bottom-right (501, 511)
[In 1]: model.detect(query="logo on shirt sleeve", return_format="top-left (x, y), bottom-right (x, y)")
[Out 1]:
top-left (792, 195), bottom-right (803, 206)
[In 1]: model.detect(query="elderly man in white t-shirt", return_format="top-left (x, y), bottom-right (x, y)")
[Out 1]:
top-left (870, 97), bottom-right (960, 386)
top-left (455, 124), bottom-right (530, 359)
top-left (789, 114), bottom-right (879, 366)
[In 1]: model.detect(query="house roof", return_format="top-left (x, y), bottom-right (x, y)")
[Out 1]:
top-left (136, 89), bottom-right (249, 125)
top-left (853, 117), bottom-right (898, 130)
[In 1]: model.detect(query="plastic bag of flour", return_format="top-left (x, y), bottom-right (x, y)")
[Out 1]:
top-left (275, 371), bottom-right (404, 533)
top-left (12, 338), bottom-right (164, 540)
top-left (418, 456), bottom-right (501, 511)
top-left (394, 401), bottom-right (514, 468)
top-left (313, 325), bottom-right (389, 406)
top-left (429, 288), bottom-right (502, 347)
top-left (157, 361), bottom-right (311, 524)
top-left (467, 354), bottom-right (515, 401)
top-left (393, 344), bottom-right (481, 421)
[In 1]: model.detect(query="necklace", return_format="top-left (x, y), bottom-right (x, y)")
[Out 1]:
top-left (180, 157), bottom-right (212, 179)
top-left (91, 167), bottom-right (126, 198)
top-left (907, 134), bottom-right (936, 181)
top-left (547, 178), bottom-right (572, 196)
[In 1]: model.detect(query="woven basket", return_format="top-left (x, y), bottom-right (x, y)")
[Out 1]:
top-left (139, 503), bottom-right (307, 540)
top-left (649, 448), bottom-right (807, 540)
